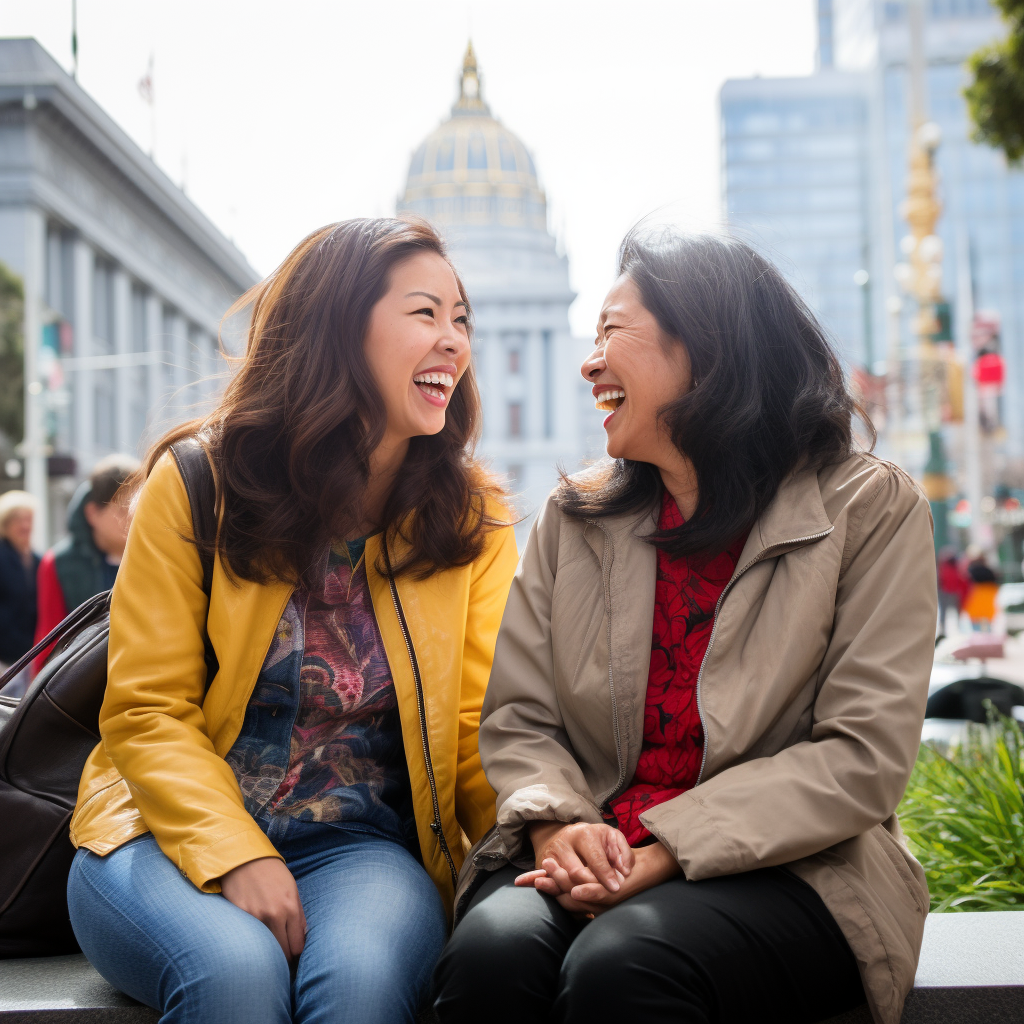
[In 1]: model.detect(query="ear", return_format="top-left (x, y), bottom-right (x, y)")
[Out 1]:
top-left (82, 501), bottom-right (99, 528)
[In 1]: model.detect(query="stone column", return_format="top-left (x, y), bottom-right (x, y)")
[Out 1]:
top-left (145, 293), bottom-right (163, 439)
top-left (113, 267), bottom-right (132, 454)
top-left (22, 207), bottom-right (47, 547)
top-left (71, 237), bottom-right (94, 487)
top-left (171, 313), bottom-right (190, 425)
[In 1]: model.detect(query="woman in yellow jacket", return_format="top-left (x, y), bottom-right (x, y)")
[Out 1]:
top-left (65, 218), bottom-right (517, 1024)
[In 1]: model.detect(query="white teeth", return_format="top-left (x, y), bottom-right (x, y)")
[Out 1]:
top-left (414, 372), bottom-right (454, 387)
top-left (595, 389), bottom-right (625, 404)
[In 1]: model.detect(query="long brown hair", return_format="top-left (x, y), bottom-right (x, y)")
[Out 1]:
top-left (146, 217), bottom-right (504, 586)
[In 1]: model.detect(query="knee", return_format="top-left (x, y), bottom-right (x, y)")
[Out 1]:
top-left (557, 925), bottom-right (706, 1021)
top-left (438, 891), bottom-right (542, 986)
top-left (434, 889), bottom-right (568, 1021)
top-left (171, 927), bottom-right (290, 1017)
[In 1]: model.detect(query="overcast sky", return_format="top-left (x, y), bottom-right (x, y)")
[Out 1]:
top-left (2, 0), bottom-right (816, 336)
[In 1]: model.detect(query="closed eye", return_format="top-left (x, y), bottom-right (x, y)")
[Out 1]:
top-left (455, 314), bottom-right (469, 326)
top-left (413, 307), bottom-right (435, 318)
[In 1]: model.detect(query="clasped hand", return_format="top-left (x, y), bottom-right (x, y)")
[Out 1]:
top-left (516, 821), bottom-right (680, 916)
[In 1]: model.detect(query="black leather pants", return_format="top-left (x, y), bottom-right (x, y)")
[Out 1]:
top-left (433, 864), bottom-right (865, 1024)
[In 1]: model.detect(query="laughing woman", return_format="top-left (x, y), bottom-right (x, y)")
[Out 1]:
top-left (435, 230), bottom-right (937, 1024)
top-left (65, 218), bottom-right (517, 1024)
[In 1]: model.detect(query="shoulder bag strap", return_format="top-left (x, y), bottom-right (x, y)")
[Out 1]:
top-left (169, 437), bottom-right (216, 596)
top-left (169, 438), bottom-right (218, 688)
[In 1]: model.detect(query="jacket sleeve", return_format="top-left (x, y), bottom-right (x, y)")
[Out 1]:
top-left (640, 465), bottom-right (937, 878)
top-left (99, 452), bottom-right (281, 891)
top-left (454, 518), bottom-right (519, 844)
top-left (479, 496), bottom-right (606, 861)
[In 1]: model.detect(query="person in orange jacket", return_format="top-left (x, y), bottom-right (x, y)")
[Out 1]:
top-left (64, 218), bottom-right (517, 1024)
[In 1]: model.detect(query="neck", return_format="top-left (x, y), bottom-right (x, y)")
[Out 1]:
top-left (358, 435), bottom-right (409, 538)
top-left (657, 456), bottom-right (699, 522)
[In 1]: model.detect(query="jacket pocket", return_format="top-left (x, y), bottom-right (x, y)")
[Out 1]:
top-left (870, 818), bottom-right (928, 916)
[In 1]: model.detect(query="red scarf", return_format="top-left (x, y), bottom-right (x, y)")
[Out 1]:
top-left (604, 492), bottom-right (747, 845)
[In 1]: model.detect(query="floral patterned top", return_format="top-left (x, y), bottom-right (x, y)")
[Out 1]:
top-left (604, 492), bottom-right (747, 845)
top-left (225, 538), bottom-right (415, 846)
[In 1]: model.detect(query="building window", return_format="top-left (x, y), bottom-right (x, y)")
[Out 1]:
top-left (45, 225), bottom-right (75, 321)
top-left (508, 349), bottom-right (520, 374)
top-left (508, 402), bottom-right (522, 439)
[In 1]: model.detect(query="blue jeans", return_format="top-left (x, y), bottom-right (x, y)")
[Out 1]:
top-left (67, 823), bottom-right (447, 1024)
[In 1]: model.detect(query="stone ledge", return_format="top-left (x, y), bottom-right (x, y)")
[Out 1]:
top-left (2, 912), bottom-right (1022, 1022)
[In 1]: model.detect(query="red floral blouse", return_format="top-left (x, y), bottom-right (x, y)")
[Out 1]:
top-left (604, 491), bottom-right (748, 845)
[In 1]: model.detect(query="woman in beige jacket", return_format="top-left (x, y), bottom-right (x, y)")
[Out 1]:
top-left (433, 230), bottom-right (937, 1024)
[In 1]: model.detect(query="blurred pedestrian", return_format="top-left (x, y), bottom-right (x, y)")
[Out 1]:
top-left (34, 454), bottom-right (139, 651)
top-left (963, 545), bottom-right (1000, 631)
top-left (0, 490), bottom-right (40, 695)
top-left (937, 546), bottom-right (968, 634)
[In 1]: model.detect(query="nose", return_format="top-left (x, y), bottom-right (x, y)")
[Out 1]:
top-left (581, 343), bottom-right (605, 381)
top-left (439, 321), bottom-right (469, 361)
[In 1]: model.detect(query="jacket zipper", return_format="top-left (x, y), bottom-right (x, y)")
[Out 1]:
top-left (382, 539), bottom-right (459, 893)
top-left (600, 528), bottom-right (627, 799)
top-left (693, 527), bottom-right (835, 785)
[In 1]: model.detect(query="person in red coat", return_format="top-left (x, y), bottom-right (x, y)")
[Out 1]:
top-left (34, 455), bottom-right (138, 671)
top-left (936, 546), bottom-right (969, 633)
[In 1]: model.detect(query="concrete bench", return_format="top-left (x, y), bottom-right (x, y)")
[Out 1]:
top-left (1, 912), bottom-right (1022, 1022)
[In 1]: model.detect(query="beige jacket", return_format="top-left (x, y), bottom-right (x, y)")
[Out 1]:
top-left (471, 453), bottom-right (936, 1024)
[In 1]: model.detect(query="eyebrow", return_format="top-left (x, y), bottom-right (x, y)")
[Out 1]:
top-left (405, 291), bottom-right (470, 311)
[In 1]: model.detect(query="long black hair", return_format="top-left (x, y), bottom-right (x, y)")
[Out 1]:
top-left (558, 227), bottom-right (867, 557)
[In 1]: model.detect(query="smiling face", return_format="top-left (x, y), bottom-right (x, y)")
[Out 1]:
top-left (3, 508), bottom-right (32, 553)
top-left (582, 273), bottom-right (692, 465)
top-left (363, 251), bottom-right (472, 448)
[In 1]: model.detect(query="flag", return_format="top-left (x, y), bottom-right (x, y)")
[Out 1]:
top-left (138, 55), bottom-right (154, 105)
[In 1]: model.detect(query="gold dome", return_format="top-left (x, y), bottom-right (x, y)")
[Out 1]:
top-left (399, 43), bottom-right (548, 231)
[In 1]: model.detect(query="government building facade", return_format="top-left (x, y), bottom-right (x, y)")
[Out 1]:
top-left (0, 38), bottom-right (257, 544)
top-left (398, 45), bottom-right (589, 522)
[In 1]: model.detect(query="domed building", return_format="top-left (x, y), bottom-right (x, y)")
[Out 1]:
top-left (398, 43), bottom-right (585, 519)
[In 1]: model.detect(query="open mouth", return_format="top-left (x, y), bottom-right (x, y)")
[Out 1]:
top-left (414, 371), bottom-right (454, 402)
top-left (595, 388), bottom-right (625, 412)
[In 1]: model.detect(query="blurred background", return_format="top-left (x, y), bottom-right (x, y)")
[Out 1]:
top-left (0, 0), bottom-right (1019, 583)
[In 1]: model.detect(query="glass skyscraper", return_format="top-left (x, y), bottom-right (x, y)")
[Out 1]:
top-left (721, 0), bottom-right (1023, 482)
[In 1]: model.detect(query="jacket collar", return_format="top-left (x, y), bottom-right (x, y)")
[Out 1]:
top-left (583, 463), bottom-right (832, 560)
top-left (736, 464), bottom-right (834, 572)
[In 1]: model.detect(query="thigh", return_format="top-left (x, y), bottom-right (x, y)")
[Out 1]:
top-left (556, 867), bottom-right (864, 1024)
top-left (433, 866), bottom-right (584, 1024)
top-left (290, 830), bottom-right (447, 1024)
top-left (67, 835), bottom-right (290, 1024)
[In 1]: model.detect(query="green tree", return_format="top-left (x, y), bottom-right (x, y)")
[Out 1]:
top-left (965, 0), bottom-right (1024, 162)
top-left (0, 261), bottom-right (24, 445)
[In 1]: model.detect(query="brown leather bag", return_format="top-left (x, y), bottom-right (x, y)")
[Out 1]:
top-left (0, 439), bottom-right (215, 957)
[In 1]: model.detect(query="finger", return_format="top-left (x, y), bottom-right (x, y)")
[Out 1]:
top-left (546, 846), bottom-right (595, 887)
top-left (609, 830), bottom-right (635, 876)
top-left (575, 831), bottom-right (620, 891)
top-left (541, 857), bottom-right (576, 894)
top-left (515, 869), bottom-right (548, 887)
top-left (286, 908), bottom-right (306, 961)
top-left (534, 876), bottom-right (563, 896)
top-left (555, 891), bottom-right (599, 914)
top-left (571, 882), bottom-right (615, 903)
top-left (266, 917), bottom-right (291, 961)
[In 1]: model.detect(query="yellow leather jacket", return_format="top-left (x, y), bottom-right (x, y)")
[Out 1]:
top-left (70, 451), bottom-right (517, 913)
